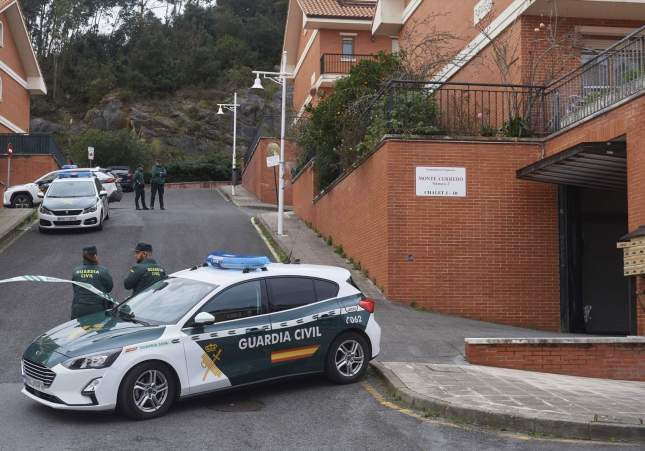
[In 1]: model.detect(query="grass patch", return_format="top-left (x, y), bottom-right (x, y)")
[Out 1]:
top-left (253, 217), bottom-right (289, 263)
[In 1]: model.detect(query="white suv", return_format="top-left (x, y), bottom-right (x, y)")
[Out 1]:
top-left (3, 167), bottom-right (120, 208)
top-left (38, 176), bottom-right (109, 232)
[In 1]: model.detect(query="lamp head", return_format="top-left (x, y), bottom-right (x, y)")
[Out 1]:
top-left (251, 75), bottom-right (264, 90)
top-left (217, 105), bottom-right (224, 115)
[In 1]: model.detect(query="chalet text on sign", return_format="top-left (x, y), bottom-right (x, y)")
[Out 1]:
top-left (416, 167), bottom-right (467, 197)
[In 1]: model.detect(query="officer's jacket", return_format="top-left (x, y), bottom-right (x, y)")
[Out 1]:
top-left (124, 258), bottom-right (167, 295)
top-left (72, 262), bottom-right (114, 305)
top-left (151, 165), bottom-right (167, 184)
top-left (134, 169), bottom-right (145, 187)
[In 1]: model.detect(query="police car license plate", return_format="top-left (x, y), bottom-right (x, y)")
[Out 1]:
top-left (58, 217), bottom-right (77, 222)
top-left (23, 374), bottom-right (45, 391)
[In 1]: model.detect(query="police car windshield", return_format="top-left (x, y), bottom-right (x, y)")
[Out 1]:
top-left (47, 181), bottom-right (95, 198)
top-left (120, 277), bottom-right (217, 325)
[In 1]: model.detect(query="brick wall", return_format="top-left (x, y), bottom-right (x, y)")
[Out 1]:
top-left (465, 339), bottom-right (645, 382)
top-left (292, 161), bottom-right (316, 225)
top-left (311, 147), bottom-right (391, 293)
top-left (291, 138), bottom-right (561, 331)
top-left (241, 138), bottom-right (296, 205)
top-left (0, 155), bottom-right (59, 207)
top-left (384, 139), bottom-right (560, 330)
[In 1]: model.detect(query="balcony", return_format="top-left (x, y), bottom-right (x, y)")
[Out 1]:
top-left (320, 53), bottom-right (378, 75)
top-left (357, 25), bottom-right (644, 139)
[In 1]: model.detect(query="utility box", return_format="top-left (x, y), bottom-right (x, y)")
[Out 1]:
top-left (617, 225), bottom-right (645, 276)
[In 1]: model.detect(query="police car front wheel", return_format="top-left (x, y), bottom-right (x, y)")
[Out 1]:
top-left (117, 361), bottom-right (177, 420)
top-left (326, 332), bottom-right (369, 384)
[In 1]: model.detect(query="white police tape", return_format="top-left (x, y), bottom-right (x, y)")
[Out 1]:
top-left (0, 275), bottom-right (116, 304)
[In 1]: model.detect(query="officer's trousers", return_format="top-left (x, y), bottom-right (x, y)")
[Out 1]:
top-left (135, 185), bottom-right (147, 209)
top-left (150, 183), bottom-right (165, 209)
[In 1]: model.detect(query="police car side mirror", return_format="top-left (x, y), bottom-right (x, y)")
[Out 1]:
top-left (194, 312), bottom-right (215, 325)
top-left (37, 191), bottom-right (45, 199)
top-left (99, 190), bottom-right (108, 198)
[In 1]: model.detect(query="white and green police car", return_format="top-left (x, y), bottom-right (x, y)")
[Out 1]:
top-left (21, 255), bottom-right (381, 419)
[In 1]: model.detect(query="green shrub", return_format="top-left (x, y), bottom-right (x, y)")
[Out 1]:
top-left (501, 116), bottom-right (531, 137)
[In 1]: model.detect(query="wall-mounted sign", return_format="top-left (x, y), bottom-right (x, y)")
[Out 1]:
top-left (416, 167), bottom-right (466, 197)
top-left (266, 155), bottom-right (279, 167)
top-left (474, 0), bottom-right (492, 25)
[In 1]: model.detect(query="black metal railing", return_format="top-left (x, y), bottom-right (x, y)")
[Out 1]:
top-left (320, 53), bottom-right (378, 75)
top-left (545, 26), bottom-right (645, 132)
top-left (0, 134), bottom-right (65, 165)
top-left (381, 80), bottom-right (547, 137)
top-left (354, 26), bottom-right (645, 139)
top-left (354, 80), bottom-right (548, 140)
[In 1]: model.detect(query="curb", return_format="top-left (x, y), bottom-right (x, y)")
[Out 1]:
top-left (369, 361), bottom-right (645, 443)
top-left (0, 209), bottom-right (36, 250)
top-left (216, 187), bottom-right (293, 211)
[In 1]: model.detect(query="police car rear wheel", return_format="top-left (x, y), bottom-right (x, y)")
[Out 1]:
top-left (326, 332), bottom-right (368, 384)
top-left (118, 362), bottom-right (176, 420)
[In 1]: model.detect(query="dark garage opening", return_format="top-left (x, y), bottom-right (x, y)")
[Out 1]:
top-left (559, 187), bottom-right (631, 334)
top-left (518, 141), bottom-right (635, 335)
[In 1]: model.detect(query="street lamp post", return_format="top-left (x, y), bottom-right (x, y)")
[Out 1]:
top-left (251, 50), bottom-right (290, 236)
top-left (217, 92), bottom-right (240, 196)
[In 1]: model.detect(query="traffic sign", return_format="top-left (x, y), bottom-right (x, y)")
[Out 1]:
top-left (7, 143), bottom-right (13, 157)
top-left (88, 146), bottom-right (95, 161)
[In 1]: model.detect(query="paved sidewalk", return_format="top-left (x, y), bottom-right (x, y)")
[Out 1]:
top-left (218, 185), bottom-right (293, 211)
top-left (0, 208), bottom-right (34, 246)
top-left (257, 210), bottom-right (645, 441)
top-left (373, 362), bottom-right (645, 441)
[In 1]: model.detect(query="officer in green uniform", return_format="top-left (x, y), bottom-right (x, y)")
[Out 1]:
top-left (150, 161), bottom-right (167, 210)
top-left (134, 164), bottom-right (148, 210)
top-left (71, 246), bottom-right (114, 320)
top-left (124, 242), bottom-right (168, 295)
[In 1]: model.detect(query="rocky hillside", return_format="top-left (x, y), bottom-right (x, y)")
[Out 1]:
top-left (31, 86), bottom-right (285, 161)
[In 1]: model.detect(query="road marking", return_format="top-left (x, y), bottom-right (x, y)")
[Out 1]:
top-left (251, 217), bottom-right (281, 262)
top-left (362, 381), bottom-right (429, 422)
top-left (215, 188), bottom-right (231, 203)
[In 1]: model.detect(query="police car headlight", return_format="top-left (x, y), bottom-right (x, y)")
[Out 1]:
top-left (82, 203), bottom-right (98, 214)
top-left (39, 205), bottom-right (53, 215)
top-left (62, 349), bottom-right (121, 370)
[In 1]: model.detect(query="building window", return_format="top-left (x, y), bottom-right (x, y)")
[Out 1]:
top-left (391, 38), bottom-right (400, 53)
top-left (341, 37), bottom-right (354, 61)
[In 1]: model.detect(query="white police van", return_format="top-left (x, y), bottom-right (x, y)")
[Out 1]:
top-left (21, 254), bottom-right (381, 419)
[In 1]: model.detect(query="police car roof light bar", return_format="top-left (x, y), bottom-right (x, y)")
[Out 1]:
top-left (206, 252), bottom-right (271, 271)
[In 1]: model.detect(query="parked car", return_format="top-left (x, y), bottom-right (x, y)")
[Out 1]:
top-left (107, 166), bottom-right (134, 192)
top-left (20, 255), bottom-right (380, 420)
top-left (3, 167), bottom-right (122, 208)
top-left (37, 174), bottom-right (110, 232)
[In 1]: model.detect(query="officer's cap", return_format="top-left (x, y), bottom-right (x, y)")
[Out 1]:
top-left (137, 164), bottom-right (143, 169)
top-left (135, 242), bottom-right (153, 252)
top-left (83, 245), bottom-right (97, 255)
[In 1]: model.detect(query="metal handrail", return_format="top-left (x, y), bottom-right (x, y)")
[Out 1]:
top-left (547, 25), bottom-right (645, 90)
top-left (320, 53), bottom-right (378, 74)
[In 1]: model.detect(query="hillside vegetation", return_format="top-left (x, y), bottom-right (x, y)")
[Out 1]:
top-left (22, 0), bottom-right (288, 174)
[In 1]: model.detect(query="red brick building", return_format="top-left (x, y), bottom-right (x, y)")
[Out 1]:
top-left (0, 0), bottom-right (46, 133)
top-left (260, 1), bottom-right (645, 337)
top-left (0, 0), bottom-right (52, 206)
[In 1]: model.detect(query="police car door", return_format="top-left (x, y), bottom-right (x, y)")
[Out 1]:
top-left (265, 277), bottom-right (342, 377)
top-left (182, 280), bottom-right (271, 394)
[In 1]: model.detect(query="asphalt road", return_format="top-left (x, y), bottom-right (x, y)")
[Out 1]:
top-left (0, 189), bottom-right (638, 450)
